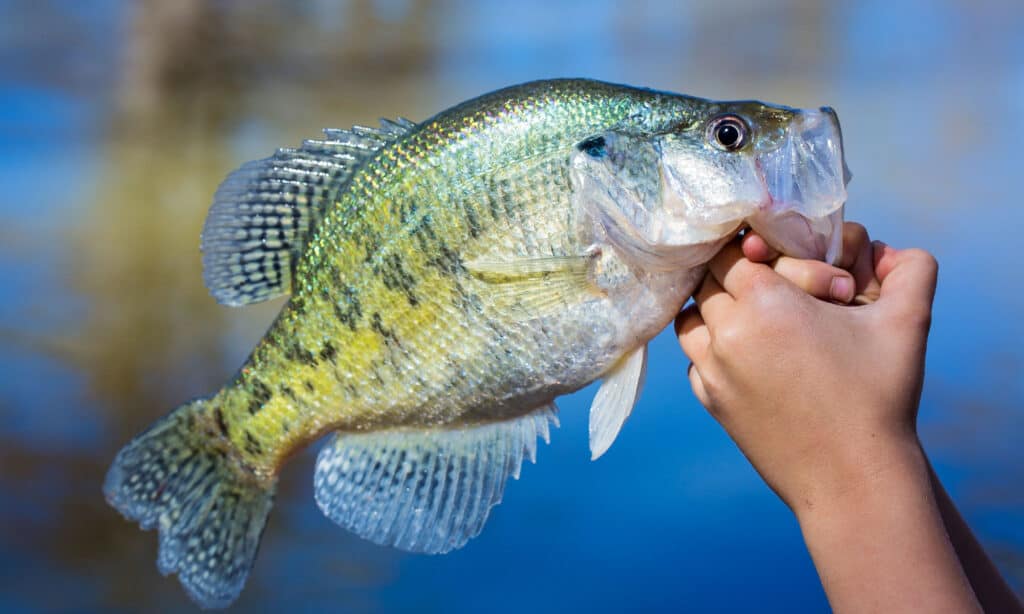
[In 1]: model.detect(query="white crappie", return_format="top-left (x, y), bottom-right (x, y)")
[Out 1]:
top-left (104, 79), bottom-right (849, 608)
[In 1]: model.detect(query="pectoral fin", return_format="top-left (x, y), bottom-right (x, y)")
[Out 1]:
top-left (465, 252), bottom-right (601, 314)
top-left (589, 344), bottom-right (647, 460)
top-left (314, 404), bottom-right (558, 554)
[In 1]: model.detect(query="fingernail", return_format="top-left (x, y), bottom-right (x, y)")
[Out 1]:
top-left (830, 276), bottom-right (854, 303)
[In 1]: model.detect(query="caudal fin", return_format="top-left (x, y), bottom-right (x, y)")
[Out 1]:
top-left (103, 400), bottom-right (276, 609)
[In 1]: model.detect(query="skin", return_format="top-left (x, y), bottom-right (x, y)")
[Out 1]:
top-left (675, 222), bottom-right (1023, 613)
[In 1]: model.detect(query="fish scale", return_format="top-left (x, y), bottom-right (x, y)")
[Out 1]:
top-left (213, 83), bottom-right (652, 473)
top-left (104, 79), bottom-right (849, 608)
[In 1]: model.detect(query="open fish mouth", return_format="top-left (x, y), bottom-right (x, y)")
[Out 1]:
top-left (748, 107), bottom-right (851, 263)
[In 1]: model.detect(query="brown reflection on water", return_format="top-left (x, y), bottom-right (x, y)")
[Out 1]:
top-left (2, 1), bottom-right (442, 609)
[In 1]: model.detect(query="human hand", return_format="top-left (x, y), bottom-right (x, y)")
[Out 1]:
top-left (675, 223), bottom-right (938, 515)
top-left (677, 223), bottom-right (1006, 612)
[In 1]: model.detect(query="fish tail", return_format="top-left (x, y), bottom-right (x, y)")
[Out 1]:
top-left (103, 398), bottom-right (276, 609)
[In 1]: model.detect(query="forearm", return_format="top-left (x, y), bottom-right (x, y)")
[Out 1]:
top-left (928, 462), bottom-right (1024, 612)
top-left (796, 437), bottom-right (981, 613)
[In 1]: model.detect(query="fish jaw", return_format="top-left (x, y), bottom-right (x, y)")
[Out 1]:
top-left (575, 103), bottom-right (850, 273)
top-left (748, 107), bottom-right (850, 263)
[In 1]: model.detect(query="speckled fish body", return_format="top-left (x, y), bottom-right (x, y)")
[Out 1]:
top-left (215, 81), bottom-right (719, 470)
top-left (104, 79), bottom-right (849, 608)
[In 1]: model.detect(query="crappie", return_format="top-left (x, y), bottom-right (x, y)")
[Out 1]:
top-left (104, 79), bottom-right (849, 608)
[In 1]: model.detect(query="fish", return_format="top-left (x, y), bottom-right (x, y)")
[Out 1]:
top-left (103, 78), bottom-right (849, 608)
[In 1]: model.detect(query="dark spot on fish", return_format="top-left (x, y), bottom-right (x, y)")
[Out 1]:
top-left (284, 340), bottom-right (317, 367)
top-left (376, 253), bottom-right (419, 306)
top-left (370, 312), bottom-right (400, 348)
top-left (304, 380), bottom-right (315, 393)
top-left (245, 378), bottom-right (273, 415)
top-left (368, 361), bottom-right (386, 386)
top-left (498, 178), bottom-right (518, 218)
top-left (412, 212), bottom-right (437, 241)
top-left (280, 384), bottom-right (297, 401)
top-left (318, 341), bottom-right (338, 364)
top-left (451, 282), bottom-right (482, 313)
top-left (463, 200), bottom-right (481, 239)
top-left (398, 199), bottom-right (419, 225)
top-left (361, 230), bottom-right (382, 263)
top-left (281, 419), bottom-right (290, 434)
top-left (484, 177), bottom-right (503, 220)
top-left (244, 431), bottom-right (263, 456)
top-left (333, 285), bottom-right (362, 331)
top-left (251, 379), bottom-right (272, 403)
top-left (426, 243), bottom-right (462, 276)
top-left (214, 408), bottom-right (229, 437)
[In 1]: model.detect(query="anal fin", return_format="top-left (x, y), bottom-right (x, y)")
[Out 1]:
top-left (589, 344), bottom-right (647, 460)
top-left (314, 404), bottom-right (558, 554)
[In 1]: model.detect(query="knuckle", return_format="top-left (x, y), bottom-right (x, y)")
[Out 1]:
top-left (844, 221), bottom-right (869, 242)
top-left (906, 248), bottom-right (939, 274)
top-left (750, 282), bottom-right (792, 313)
top-left (837, 222), bottom-right (869, 268)
top-left (742, 267), bottom-right (776, 294)
top-left (793, 265), bottom-right (820, 294)
top-left (695, 365), bottom-right (725, 400)
top-left (711, 321), bottom-right (745, 354)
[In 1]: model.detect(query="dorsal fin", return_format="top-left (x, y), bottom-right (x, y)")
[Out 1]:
top-left (200, 117), bottom-right (416, 306)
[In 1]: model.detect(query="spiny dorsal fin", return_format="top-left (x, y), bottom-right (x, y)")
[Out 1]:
top-left (200, 117), bottom-right (417, 306)
top-left (314, 404), bottom-right (558, 554)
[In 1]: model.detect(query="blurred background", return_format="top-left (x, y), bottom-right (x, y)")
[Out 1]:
top-left (1, 0), bottom-right (1022, 611)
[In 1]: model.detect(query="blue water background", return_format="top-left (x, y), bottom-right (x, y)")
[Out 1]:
top-left (0, 1), bottom-right (1021, 611)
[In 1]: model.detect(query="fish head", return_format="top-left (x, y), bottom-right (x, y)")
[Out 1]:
top-left (571, 100), bottom-right (850, 270)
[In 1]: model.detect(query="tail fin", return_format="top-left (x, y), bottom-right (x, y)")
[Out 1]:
top-left (103, 399), bottom-right (276, 609)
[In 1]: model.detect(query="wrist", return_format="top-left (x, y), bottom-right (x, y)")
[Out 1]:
top-left (790, 430), bottom-right (926, 525)
top-left (793, 436), bottom-right (981, 612)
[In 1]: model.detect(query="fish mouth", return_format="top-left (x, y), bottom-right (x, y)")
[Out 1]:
top-left (748, 107), bottom-right (850, 263)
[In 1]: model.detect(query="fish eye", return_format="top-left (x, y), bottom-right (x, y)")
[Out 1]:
top-left (707, 115), bottom-right (749, 151)
top-left (577, 135), bottom-right (607, 158)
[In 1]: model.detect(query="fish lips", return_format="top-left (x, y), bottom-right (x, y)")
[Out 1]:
top-left (749, 107), bottom-right (850, 264)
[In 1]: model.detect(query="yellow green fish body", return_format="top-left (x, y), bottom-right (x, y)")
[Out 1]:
top-left (104, 79), bottom-right (849, 608)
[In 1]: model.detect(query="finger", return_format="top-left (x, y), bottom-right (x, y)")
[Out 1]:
top-left (835, 222), bottom-right (868, 269)
top-left (675, 303), bottom-right (711, 364)
top-left (770, 257), bottom-right (856, 303)
top-left (687, 362), bottom-right (712, 409)
top-left (874, 242), bottom-right (938, 326)
top-left (707, 238), bottom-right (776, 299)
top-left (741, 232), bottom-right (780, 262)
top-left (835, 222), bottom-right (881, 303)
top-left (692, 272), bottom-right (734, 325)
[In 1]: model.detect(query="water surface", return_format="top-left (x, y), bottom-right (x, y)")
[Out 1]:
top-left (0, 1), bottom-right (1021, 611)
